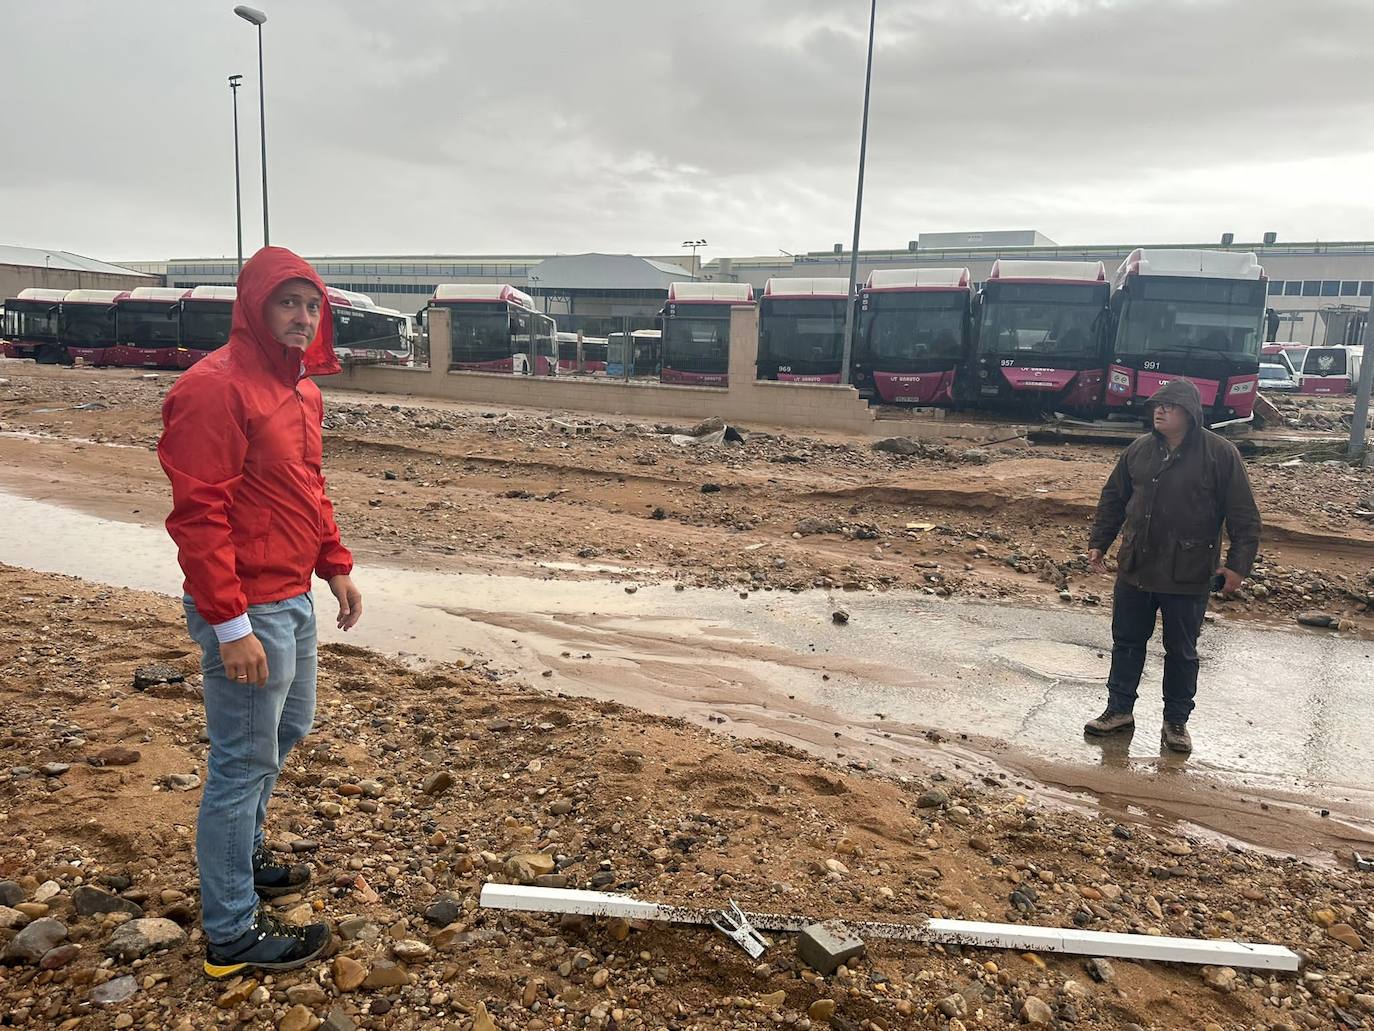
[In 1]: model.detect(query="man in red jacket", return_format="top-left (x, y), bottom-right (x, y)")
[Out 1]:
top-left (159, 247), bottom-right (362, 978)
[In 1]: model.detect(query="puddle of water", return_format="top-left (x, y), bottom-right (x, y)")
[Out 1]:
top-left (3, 487), bottom-right (1373, 855)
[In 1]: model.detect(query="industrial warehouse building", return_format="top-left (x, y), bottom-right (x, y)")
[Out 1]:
top-left (0, 245), bottom-right (153, 300)
top-left (110, 233), bottom-right (1374, 348)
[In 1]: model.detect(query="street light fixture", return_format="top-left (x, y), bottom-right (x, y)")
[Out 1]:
top-left (233, 5), bottom-right (270, 246)
top-left (839, 0), bottom-right (877, 387)
top-left (228, 74), bottom-right (244, 273)
top-left (682, 239), bottom-right (707, 274)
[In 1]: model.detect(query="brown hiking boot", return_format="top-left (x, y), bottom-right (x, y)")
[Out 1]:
top-left (1083, 709), bottom-right (1135, 736)
top-left (1161, 723), bottom-right (1192, 754)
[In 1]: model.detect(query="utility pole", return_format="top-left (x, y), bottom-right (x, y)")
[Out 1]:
top-left (1348, 288), bottom-right (1374, 459)
top-left (229, 74), bottom-right (244, 273)
top-left (839, 0), bottom-right (877, 386)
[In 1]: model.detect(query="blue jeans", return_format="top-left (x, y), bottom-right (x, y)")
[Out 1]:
top-left (1105, 580), bottom-right (1209, 725)
top-left (184, 592), bottom-right (317, 944)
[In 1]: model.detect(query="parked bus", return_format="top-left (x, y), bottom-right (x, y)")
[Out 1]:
top-left (328, 288), bottom-right (411, 365)
top-left (756, 277), bottom-right (849, 383)
top-left (852, 268), bottom-right (972, 405)
top-left (606, 329), bottom-right (661, 378)
top-left (961, 260), bottom-right (1109, 414)
top-left (1, 288), bottom-right (68, 361)
top-left (430, 284), bottom-right (557, 375)
top-left (659, 282), bottom-right (753, 387)
top-left (60, 289), bottom-right (128, 365)
top-left (173, 286), bottom-right (237, 369)
top-left (106, 287), bottom-right (190, 368)
top-left (556, 331), bottom-right (609, 374)
top-left (1297, 345), bottom-right (1363, 395)
top-left (1105, 249), bottom-right (1265, 427)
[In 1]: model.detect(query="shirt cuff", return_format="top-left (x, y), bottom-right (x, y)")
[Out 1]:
top-left (212, 613), bottom-right (253, 644)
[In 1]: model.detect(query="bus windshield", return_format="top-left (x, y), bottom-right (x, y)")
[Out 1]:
top-left (1303, 347), bottom-right (1349, 377)
top-left (181, 307), bottom-right (233, 349)
top-left (449, 306), bottom-right (511, 364)
top-left (663, 317), bottom-right (729, 371)
top-left (863, 293), bottom-right (966, 362)
top-left (119, 302), bottom-right (180, 346)
top-left (335, 308), bottom-right (406, 353)
top-left (762, 299), bottom-right (846, 364)
top-left (60, 305), bottom-right (116, 345)
top-left (1115, 277), bottom-right (1264, 359)
top-left (977, 283), bottom-right (1105, 358)
top-left (4, 303), bottom-right (60, 341)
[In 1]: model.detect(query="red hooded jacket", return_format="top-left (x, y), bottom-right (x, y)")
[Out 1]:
top-left (159, 247), bottom-right (353, 626)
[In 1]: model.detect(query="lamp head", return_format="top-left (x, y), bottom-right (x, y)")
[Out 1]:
top-left (233, 5), bottom-right (267, 26)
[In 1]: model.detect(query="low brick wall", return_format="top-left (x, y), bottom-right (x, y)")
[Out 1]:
top-left (328, 307), bottom-right (878, 434)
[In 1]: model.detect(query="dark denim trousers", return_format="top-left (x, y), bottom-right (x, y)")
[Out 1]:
top-left (1105, 579), bottom-right (1209, 725)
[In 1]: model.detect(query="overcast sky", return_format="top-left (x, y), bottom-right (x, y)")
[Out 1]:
top-left (4, 0), bottom-right (1372, 263)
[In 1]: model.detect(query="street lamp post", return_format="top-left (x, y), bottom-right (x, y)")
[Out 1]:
top-left (682, 239), bottom-right (706, 274)
top-left (228, 74), bottom-right (244, 273)
top-left (839, 0), bottom-right (877, 386)
top-left (233, 5), bottom-right (270, 247)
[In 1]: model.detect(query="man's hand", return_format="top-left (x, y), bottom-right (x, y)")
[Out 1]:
top-left (330, 574), bottom-right (363, 631)
top-left (1087, 548), bottom-right (1108, 574)
top-left (221, 634), bottom-right (269, 687)
top-left (1215, 567), bottom-right (1243, 595)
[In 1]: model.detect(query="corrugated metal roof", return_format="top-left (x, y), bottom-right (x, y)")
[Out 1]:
top-left (0, 245), bottom-right (154, 278)
top-left (526, 253), bottom-right (694, 291)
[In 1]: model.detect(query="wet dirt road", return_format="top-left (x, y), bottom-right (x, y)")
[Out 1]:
top-left (3, 486), bottom-right (1370, 863)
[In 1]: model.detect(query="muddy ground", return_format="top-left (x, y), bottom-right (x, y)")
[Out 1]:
top-left (1, 565), bottom-right (1372, 1031)
top-left (0, 362), bottom-right (1372, 633)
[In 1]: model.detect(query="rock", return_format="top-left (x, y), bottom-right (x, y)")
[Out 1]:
top-left (167, 773), bottom-right (202, 791)
top-left (1202, 965), bottom-right (1238, 991)
top-left (89, 973), bottom-right (138, 1005)
top-left (473, 1002), bottom-right (499, 1031)
top-left (872, 436), bottom-right (923, 456)
top-left (759, 989), bottom-right (786, 1008)
top-left (321, 1008), bottom-right (356, 1031)
top-left (424, 893), bottom-right (464, 927)
top-left (700, 483), bottom-right (721, 493)
top-left (14, 902), bottom-right (48, 919)
top-left (1328, 923), bottom-right (1366, 950)
top-left (89, 746), bottom-right (142, 767)
top-left (505, 852), bottom-right (556, 883)
top-left (39, 762), bottom-right (71, 777)
top-left (831, 609), bottom-right (850, 625)
top-left (363, 959), bottom-right (411, 988)
top-left (808, 999), bottom-right (837, 1021)
top-left (0, 906), bottom-right (29, 929)
top-left (390, 939), bottom-right (433, 961)
top-left (34, 880), bottom-right (61, 903)
top-left (278, 1004), bottom-right (319, 1031)
top-left (421, 770), bottom-right (454, 795)
top-left (1085, 957), bottom-right (1115, 983)
top-left (1021, 996), bottom-right (1055, 1026)
top-left (1296, 611), bottom-right (1337, 628)
top-left (939, 993), bottom-right (969, 1018)
top-left (0, 881), bottom-right (23, 907)
top-left (3, 917), bottom-right (68, 963)
top-left (73, 885), bottom-right (144, 918)
top-left (823, 858), bottom-right (849, 876)
top-left (286, 982), bottom-right (329, 1006)
top-left (289, 839), bottom-right (319, 853)
top-left (134, 663), bottom-right (185, 690)
top-left (917, 787), bottom-right (948, 808)
top-left (798, 921), bottom-right (865, 975)
top-left (40, 943), bottom-right (81, 969)
top-left (216, 977), bottom-right (259, 1008)
top-left (105, 918), bottom-right (187, 960)
top-left (332, 955), bottom-right (367, 991)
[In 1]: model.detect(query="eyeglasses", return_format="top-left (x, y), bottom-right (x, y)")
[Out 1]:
top-left (1154, 402), bottom-right (1179, 413)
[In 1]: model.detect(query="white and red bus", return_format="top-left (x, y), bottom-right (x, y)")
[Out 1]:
top-left (1105, 249), bottom-right (1265, 427)
top-left (173, 286), bottom-right (237, 369)
top-left (107, 287), bottom-right (191, 368)
top-left (659, 282), bottom-right (753, 387)
top-left (1297, 345), bottom-right (1363, 395)
top-left (1, 288), bottom-right (68, 361)
top-left (327, 288), bottom-right (411, 366)
top-left (962, 260), bottom-right (1110, 414)
top-left (756, 277), bottom-right (850, 383)
top-left (557, 331), bottom-right (609, 374)
top-left (852, 268), bottom-right (972, 405)
top-left (60, 289), bottom-right (129, 365)
top-left (430, 284), bottom-right (557, 375)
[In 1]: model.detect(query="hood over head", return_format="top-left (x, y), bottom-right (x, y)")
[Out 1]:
top-left (231, 246), bottom-right (340, 378)
top-left (1148, 377), bottom-right (1205, 430)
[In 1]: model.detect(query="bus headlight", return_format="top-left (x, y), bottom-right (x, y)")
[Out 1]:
top-left (1228, 381), bottom-right (1254, 395)
top-left (1109, 369), bottom-right (1131, 391)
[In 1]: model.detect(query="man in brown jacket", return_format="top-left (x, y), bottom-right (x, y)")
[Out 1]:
top-left (1084, 378), bottom-right (1261, 753)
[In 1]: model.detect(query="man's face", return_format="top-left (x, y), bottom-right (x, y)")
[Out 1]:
top-left (1152, 400), bottom-right (1190, 438)
top-left (264, 279), bottom-right (323, 350)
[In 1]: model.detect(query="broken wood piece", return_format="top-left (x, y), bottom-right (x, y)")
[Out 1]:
top-left (478, 884), bottom-right (1301, 972)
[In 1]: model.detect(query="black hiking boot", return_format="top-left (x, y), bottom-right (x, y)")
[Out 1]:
top-left (253, 846), bottom-right (312, 899)
top-left (1161, 722), bottom-right (1193, 754)
top-left (1083, 709), bottom-right (1135, 736)
top-left (203, 905), bottom-right (330, 980)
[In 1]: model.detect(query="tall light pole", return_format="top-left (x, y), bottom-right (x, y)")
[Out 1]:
top-left (839, 0), bottom-right (877, 386)
top-left (234, 5), bottom-right (270, 246)
top-left (228, 74), bottom-right (244, 273)
top-left (682, 239), bottom-right (706, 274)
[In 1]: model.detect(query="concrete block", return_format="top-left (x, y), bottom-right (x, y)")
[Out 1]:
top-left (798, 920), bottom-right (866, 974)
